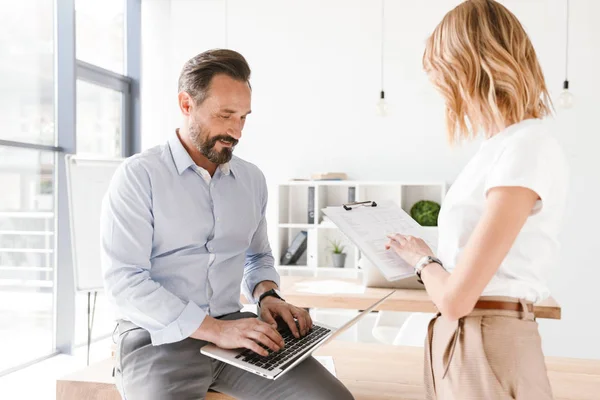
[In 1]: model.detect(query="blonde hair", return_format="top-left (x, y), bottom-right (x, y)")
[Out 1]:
top-left (423, 0), bottom-right (552, 143)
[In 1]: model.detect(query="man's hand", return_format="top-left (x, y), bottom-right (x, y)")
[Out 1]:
top-left (190, 316), bottom-right (284, 357)
top-left (259, 297), bottom-right (313, 339)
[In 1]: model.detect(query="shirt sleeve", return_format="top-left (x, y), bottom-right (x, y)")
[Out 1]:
top-left (484, 130), bottom-right (565, 215)
top-left (100, 159), bottom-right (207, 345)
top-left (242, 171), bottom-right (280, 302)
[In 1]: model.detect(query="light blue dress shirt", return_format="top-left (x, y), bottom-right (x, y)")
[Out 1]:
top-left (100, 132), bottom-right (279, 345)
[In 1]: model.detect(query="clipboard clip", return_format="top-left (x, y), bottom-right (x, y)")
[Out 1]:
top-left (343, 200), bottom-right (378, 210)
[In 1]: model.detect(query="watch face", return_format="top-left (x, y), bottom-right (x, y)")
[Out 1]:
top-left (275, 289), bottom-right (282, 298)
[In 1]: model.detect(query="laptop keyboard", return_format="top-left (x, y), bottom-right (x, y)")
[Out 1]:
top-left (235, 324), bottom-right (331, 371)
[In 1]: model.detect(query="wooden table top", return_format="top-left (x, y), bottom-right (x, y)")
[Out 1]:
top-left (273, 276), bottom-right (561, 320)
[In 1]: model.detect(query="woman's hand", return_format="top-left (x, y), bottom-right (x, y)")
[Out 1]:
top-left (385, 234), bottom-right (435, 267)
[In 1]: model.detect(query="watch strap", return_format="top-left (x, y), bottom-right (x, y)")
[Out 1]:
top-left (415, 256), bottom-right (443, 284)
top-left (258, 289), bottom-right (284, 306)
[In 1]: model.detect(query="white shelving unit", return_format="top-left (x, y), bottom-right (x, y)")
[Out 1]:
top-left (275, 181), bottom-right (447, 278)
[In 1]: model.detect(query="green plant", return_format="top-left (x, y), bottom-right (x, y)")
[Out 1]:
top-left (327, 239), bottom-right (345, 254)
top-left (410, 200), bottom-right (441, 227)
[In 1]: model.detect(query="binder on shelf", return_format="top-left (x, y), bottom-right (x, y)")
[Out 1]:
top-left (307, 230), bottom-right (317, 268)
top-left (348, 186), bottom-right (356, 203)
top-left (307, 186), bottom-right (315, 223)
top-left (280, 230), bottom-right (308, 265)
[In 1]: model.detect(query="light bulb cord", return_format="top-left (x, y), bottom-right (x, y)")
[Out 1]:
top-left (564, 0), bottom-right (570, 81)
top-left (224, 0), bottom-right (229, 48)
top-left (380, 0), bottom-right (385, 92)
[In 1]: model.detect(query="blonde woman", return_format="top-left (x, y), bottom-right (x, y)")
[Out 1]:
top-left (386, 1), bottom-right (568, 399)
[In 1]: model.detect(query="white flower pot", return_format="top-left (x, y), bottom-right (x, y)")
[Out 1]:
top-left (332, 253), bottom-right (346, 268)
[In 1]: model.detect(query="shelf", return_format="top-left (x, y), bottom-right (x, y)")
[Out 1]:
top-left (278, 224), bottom-right (315, 229)
top-left (276, 265), bottom-right (310, 270)
top-left (280, 181), bottom-right (354, 187)
top-left (280, 180), bottom-right (446, 187)
top-left (317, 223), bottom-right (338, 229)
top-left (276, 181), bottom-right (446, 281)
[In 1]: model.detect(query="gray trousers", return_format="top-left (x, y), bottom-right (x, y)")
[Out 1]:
top-left (115, 312), bottom-right (354, 400)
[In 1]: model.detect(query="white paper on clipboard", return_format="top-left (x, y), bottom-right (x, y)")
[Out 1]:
top-left (322, 201), bottom-right (438, 281)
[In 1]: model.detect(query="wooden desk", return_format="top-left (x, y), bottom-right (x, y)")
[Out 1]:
top-left (57, 341), bottom-right (599, 400)
top-left (273, 276), bottom-right (561, 320)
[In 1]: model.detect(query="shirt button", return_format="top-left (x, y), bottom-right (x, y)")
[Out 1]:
top-left (216, 217), bottom-right (221, 222)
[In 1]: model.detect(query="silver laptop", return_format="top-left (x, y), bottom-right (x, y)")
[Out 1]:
top-left (360, 257), bottom-right (424, 290)
top-left (200, 290), bottom-right (395, 380)
top-left (359, 257), bottom-right (425, 290)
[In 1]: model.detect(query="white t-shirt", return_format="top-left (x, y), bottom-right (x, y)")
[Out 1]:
top-left (437, 118), bottom-right (569, 303)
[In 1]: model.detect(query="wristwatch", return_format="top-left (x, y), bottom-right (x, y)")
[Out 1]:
top-left (258, 289), bottom-right (285, 306)
top-left (414, 256), bottom-right (443, 284)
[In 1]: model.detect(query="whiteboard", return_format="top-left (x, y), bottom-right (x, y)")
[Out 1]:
top-left (65, 155), bottom-right (124, 292)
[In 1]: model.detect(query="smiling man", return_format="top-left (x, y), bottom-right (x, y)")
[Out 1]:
top-left (100, 49), bottom-right (354, 400)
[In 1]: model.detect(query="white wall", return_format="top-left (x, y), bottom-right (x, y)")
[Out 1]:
top-left (141, 0), bottom-right (600, 359)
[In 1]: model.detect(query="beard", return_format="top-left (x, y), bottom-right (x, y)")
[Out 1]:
top-left (189, 120), bottom-right (238, 165)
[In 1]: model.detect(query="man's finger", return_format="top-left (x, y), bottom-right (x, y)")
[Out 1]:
top-left (305, 310), bottom-right (313, 329)
top-left (292, 308), bottom-right (308, 336)
top-left (242, 339), bottom-right (268, 357)
top-left (280, 309), bottom-right (300, 338)
top-left (247, 330), bottom-right (280, 353)
top-left (260, 310), bottom-right (278, 329)
top-left (293, 308), bottom-right (312, 335)
top-left (254, 321), bottom-right (284, 348)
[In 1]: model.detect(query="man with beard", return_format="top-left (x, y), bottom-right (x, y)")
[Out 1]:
top-left (100, 49), bottom-right (354, 400)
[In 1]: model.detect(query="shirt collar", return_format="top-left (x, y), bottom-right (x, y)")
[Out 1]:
top-left (168, 130), bottom-right (235, 178)
top-left (220, 162), bottom-right (232, 176)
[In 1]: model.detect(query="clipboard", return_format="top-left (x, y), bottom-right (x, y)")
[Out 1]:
top-left (342, 200), bottom-right (378, 210)
top-left (322, 200), bottom-right (437, 282)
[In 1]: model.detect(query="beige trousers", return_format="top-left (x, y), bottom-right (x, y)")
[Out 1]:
top-left (424, 300), bottom-right (553, 399)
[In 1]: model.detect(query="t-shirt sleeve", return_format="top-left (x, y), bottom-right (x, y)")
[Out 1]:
top-left (484, 131), bottom-right (565, 214)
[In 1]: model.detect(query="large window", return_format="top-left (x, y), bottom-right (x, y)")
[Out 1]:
top-left (0, 0), bottom-right (139, 375)
top-left (0, 147), bottom-right (55, 372)
top-left (75, 0), bottom-right (125, 74)
top-left (0, 0), bottom-right (55, 146)
top-left (76, 80), bottom-right (123, 157)
top-left (0, 0), bottom-right (56, 374)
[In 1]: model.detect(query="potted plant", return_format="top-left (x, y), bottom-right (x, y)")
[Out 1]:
top-left (410, 200), bottom-right (441, 226)
top-left (328, 239), bottom-right (346, 268)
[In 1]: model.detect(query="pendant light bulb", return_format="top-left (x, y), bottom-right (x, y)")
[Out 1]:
top-left (376, 91), bottom-right (388, 117)
top-left (558, 80), bottom-right (574, 110)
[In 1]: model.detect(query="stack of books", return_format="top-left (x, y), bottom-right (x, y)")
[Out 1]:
top-left (310, 172), bottom-right (348, 181)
